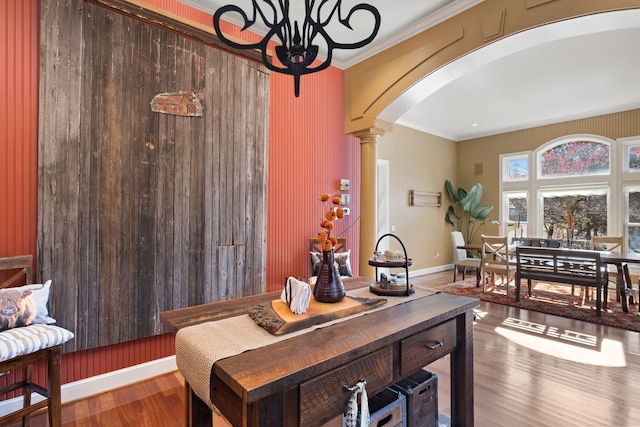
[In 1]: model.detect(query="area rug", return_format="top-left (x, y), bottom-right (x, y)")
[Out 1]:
top-left (436, 279), bottom-right (640, 332)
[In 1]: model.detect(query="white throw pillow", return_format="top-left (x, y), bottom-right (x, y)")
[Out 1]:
top-left (0, 280), bottom-right (56, 331)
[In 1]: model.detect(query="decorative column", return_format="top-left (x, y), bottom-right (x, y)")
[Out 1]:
top-left (353, 128), bottom-right (385, 278)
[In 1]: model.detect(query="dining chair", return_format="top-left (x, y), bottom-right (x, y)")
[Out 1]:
top-left (0, 255), bottom-right (74, 427)
top-left (450, 231), bottom-right (481, 282)
top-left (590, 236), bottom-right (625, 309)
top-left (309, 236), bottom-right (351, 277)
top-left (480, 235), bottom-right (517, 297)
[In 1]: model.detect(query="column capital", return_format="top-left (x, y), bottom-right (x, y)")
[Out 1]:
top-left (352, 127), bottom-right (386, 145)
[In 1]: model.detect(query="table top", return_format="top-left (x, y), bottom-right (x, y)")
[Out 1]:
top-left (599, 251), bottom-right (640, 264)
top-left (458, 244), bottom-right (640, 265)
top-left (160, 277), bottom-right (374, 333)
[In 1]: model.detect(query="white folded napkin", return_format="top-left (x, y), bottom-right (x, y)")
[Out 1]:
top-left (280, 277), bottom-right (311, 314)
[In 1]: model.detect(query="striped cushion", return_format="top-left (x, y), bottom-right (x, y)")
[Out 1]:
top-left (0, 324), bottom-right (74, 362)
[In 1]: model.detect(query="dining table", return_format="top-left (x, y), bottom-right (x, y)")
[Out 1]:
top-left (458, 243), bottom-right (640, 313)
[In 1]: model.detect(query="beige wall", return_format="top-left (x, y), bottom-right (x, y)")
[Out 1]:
top-left (378, 124), bottom-right (457, 271)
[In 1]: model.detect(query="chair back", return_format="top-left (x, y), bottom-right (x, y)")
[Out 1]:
top-left (590, 236), bottom-right (623, 253)
top-left (545, 239), bottom-right (562, 248)
top-left (450, 231), bottom-right (467, 262)
top-left (481, 235), bottom-right (510, 270)
top-left (310, 236), bottom-right (347, 273)
top-left (0, 255), bottom-right (33, 289)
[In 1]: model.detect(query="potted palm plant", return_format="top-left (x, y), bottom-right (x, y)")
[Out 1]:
top-left (444, 180), bottom-right (500, 244)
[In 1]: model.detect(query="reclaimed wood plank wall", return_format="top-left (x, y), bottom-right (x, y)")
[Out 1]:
top-left (38, 0), bottom-right (269, 352)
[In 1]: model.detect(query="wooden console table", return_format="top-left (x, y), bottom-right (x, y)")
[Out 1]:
top-left (160, 277), bottom-right (478, 426)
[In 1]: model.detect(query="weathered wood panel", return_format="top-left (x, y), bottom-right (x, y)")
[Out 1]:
top-left (38, 0), bottom-right (269, 351)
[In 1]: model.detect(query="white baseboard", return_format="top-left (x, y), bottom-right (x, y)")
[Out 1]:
top-left (410, 264), bottom-right (453, 278)
top-left (0, 355), bottom-right (177, 416)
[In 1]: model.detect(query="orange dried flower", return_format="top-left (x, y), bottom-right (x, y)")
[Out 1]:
top-left (325, 209), bottom-right (337, 221)
top-left (317, 193), bottom-right (347, 251)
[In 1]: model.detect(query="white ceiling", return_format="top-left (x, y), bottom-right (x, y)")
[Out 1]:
top-left (180, 1), bottom-right (640, 141)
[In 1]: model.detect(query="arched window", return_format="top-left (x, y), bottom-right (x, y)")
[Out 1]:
top-left (539, 140), bottom-right (609, 178)
top-left (500, 134), bottom-right (629, 249)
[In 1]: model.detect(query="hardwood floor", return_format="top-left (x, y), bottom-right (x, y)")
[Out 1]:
top-left (9, 271), bottom-right (640, 426)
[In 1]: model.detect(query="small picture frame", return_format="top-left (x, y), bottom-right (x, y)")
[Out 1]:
top-left (340, 179), bottom-right (350, 191)
top-left (340, 193), bottom-right (350, 206)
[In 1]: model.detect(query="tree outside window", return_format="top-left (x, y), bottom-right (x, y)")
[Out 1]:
top-left (542, 194), bottom-right (607, 241)
top-left (629, 145), bottom-right (640, 171)
top-left (540, 140), bottom-right (609, 178)
top-left (507, 195), bottom-right (527, 239)
top-left (627, 191), bottom-right (640, 252)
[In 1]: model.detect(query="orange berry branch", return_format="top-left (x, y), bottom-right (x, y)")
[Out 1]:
top-left (317, 193), bottom-right (345, 251)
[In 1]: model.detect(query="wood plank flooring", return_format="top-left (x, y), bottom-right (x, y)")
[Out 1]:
top-left (7, 271), bottom-right (640, 426)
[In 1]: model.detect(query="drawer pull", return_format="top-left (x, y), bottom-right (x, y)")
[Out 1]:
top-left (343, 378), bottom-right (366, 392)
top-left (425, 341), bottom-right (443, 350)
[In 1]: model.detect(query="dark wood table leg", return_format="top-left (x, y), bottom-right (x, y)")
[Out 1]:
top-left (622, 264), bottom-right (637, 312)
top-left (615, 263), bottom-right (629, 313)
top-left (450, 310), bottom-right (474, 427)
top-left (185, 381), bottom-right (212, 427)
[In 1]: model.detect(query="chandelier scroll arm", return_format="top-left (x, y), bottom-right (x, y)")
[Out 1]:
top-left (331, 3), bottom-right (381, 50)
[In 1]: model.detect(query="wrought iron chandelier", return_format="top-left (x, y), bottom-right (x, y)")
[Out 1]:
top-left (213, 0), bottom-right (381, 97)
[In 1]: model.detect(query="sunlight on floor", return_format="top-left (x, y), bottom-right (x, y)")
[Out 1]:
top-left (495, 317), bottom-right (626, 367)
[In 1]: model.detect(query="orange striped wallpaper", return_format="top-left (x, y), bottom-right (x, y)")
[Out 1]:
top-left (1, 0), bottom-right (360, 388)
top-left (0, 0), bottom-right (38, 262)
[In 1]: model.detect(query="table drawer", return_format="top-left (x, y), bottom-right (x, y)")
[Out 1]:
top-left (400, 319), bottom-right (456, 376)
top-left (299, 346), bottom-right (393, 426)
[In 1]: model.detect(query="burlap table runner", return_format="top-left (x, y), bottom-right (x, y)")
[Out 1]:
top-left (175, 286), bottom-right (438, 409)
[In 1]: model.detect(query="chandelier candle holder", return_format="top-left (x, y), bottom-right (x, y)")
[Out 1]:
top-left (212, 0), bottom-right (381, 97)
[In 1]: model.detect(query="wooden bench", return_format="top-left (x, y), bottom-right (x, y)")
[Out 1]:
top-left (515, 247), bottom-right (604, 316)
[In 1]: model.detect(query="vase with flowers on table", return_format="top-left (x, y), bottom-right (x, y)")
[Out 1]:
top-left (313, 193), bottom-right (347, 303)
